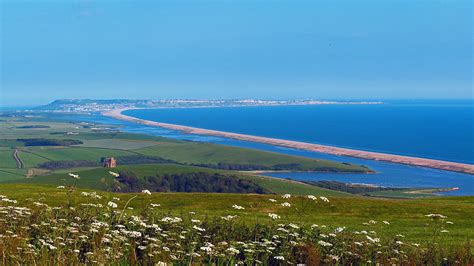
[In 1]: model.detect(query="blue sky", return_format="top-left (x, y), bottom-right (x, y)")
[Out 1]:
top-left (1, 0), bottom-right (472, 106)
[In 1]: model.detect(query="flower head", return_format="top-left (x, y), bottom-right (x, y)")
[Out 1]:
top-left (141, 190), bottom-right (152, 195)
top-left (108, 171), bottom-right (120, 177)
top-left (68, 173), bottom-right (80, 179)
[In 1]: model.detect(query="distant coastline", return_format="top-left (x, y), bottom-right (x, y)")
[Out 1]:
top-left (103, 108), bottom-right (474, 175)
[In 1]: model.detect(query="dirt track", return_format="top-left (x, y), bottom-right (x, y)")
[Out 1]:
top-left (13, 149), bottom-right (24, 169)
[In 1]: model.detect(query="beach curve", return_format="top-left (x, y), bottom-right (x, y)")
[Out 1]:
top-left (103, 108), bottom-right (474, 175)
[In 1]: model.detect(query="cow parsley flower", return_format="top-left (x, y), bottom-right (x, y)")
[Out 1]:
top-left (268, 213), bottom-right (280, 220)
top-left (307, 195), bottom-right (317, 200)
top-left (319, 196), bottom-right (329, 202)
top-left (68, 173), bottom-right (80, 179)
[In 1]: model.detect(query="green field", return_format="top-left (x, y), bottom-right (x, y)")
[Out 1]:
top-left (0, 116), bottom-right (371, 182)
top-left (0, 149), bottom-right (17, 168)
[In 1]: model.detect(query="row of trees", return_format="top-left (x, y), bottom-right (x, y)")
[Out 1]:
top-left (115, 170), bottom-right (267, 194)
top-left (16, 138), bottom-right (83, 146)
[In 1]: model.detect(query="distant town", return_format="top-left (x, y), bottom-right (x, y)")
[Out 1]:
top-left (30, 99), bottom-right (384, 114)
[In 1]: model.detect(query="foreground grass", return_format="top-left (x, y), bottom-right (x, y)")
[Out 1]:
top-left (0, 184), bottom-right (472, 264)
top-left (0, 184), bottom-right (472, 247)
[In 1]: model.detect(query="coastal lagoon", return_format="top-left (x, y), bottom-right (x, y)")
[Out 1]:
top-left (55, 108), bottom-right (474, 196)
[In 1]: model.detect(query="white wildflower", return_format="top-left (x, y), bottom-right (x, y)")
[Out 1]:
top-left (318, 240), bottom-right (333, 247)
top-left (226, 247), bottom-right (240, 255)
top-left (108, 171), bottom-right (120, 177)
top-left (319, 196), bottom-right (329, 202)
top-left (425, 213), bottom-right (447, 219)
top-left (268, 213), bottom-right (280, 220)
top-left (141, 190), bottom-right (152, 195)
top-left (68, 173), bottom-right (80, 179)
top-left (307, 195), bottom-right (317, 200)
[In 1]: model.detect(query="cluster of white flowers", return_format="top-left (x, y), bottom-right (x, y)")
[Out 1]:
top-left (68, 173), bottom-right (80, 179)
top-left (108, 171), bottom-right (120, 177)
top-left (221, 215), bottom-right (237, 221)
top-left (193, 225), bottom-right (206, 232)
top-left (425, 213), bottom-right (447, 219)
top-left (268, 213), bottom-right (280, 220)
top-left (307, 195), bottom-right (317, 200)
top-left (107, 201), bottom-right (118, 209)
top-left (319, 196), bottom-right (329, 203)
top-left (141, 190), bottom-right (152, 195)
top-left (80, 192), bottom-right (102, 199)
top-left (0, 190), bottom-right (460, 264)
top-left (318, 240), bottom-right (333, 247)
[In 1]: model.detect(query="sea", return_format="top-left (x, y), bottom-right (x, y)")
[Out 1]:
top-left (124, 100), bottom-right (474, 164)
top-left (55, 100), bottom-right (474, 195)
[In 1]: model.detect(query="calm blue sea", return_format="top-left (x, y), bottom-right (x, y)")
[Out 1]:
top-left (124, 100), bottom-right (474, 164)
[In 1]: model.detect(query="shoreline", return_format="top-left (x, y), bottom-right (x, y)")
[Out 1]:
top-left (103, 108), bottom-right (474, 175)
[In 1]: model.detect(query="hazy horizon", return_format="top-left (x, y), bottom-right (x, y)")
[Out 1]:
top-left (1, 0), bottom-right (472, 106)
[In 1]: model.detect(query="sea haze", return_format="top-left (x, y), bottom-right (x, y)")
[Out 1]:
top-left (124, 100), bottom-right (474, 164)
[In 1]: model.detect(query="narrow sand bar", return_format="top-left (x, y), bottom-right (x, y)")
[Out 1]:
top-left (104, 109), bottom-right (474, 175)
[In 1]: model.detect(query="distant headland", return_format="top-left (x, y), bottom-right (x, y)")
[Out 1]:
top-left (104, 108), bottom-right (474, 175)
top-left (30, 99), bottom-right (384, 114)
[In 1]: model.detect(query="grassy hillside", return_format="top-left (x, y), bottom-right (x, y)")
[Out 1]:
top-left (134, 141), bottom-right (366, 172)
top-left (0, 184), bottom-right (472, 247)
top-left (4, 163), bottom-right (350, 197)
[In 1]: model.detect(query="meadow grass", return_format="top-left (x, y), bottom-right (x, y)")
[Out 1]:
top-left (0, 149), bottom-right (17, 168)
top-left (16, 149), bottom-right (51, 168)
top-left (0, 184), bottom-right (472, 264)
top-left (0, 169), bottom-right (26, 180)
top-left (0, 184), bottom-right (472, 246)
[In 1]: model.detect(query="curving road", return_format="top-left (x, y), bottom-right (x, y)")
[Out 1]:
top-left (13, 149), bottom-right (24, 169)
